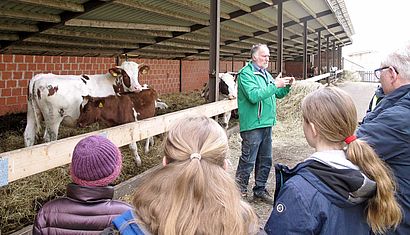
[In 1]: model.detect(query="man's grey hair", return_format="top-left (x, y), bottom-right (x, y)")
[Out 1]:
top-left (381, 42), bottom-right (410, 81)
top-left (250, 44), bottom-right (269, 59)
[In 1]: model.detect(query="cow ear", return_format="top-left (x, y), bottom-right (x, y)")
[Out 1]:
top-left (121, 70), bottom-right (131, 88)
top-left (109, 68), bottom-right (121, 77)
top-left (139, 65), bottom-right (150, 74)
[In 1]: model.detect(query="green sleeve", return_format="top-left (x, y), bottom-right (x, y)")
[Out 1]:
top-left (275, 86), bottom-right (291, 99)
top-left (238, 71), bottom-right (281, 104)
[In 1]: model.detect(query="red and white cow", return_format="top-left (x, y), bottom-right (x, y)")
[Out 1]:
top-left (201, 72), bottom-right (238, 128)
top-left (77, 88), bottom-right (158, 165)
top-left (24, 61), bottom-right (147, 147)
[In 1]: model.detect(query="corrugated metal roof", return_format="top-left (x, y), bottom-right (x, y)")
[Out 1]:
top-left (0, 0), bottom-right (354, 60)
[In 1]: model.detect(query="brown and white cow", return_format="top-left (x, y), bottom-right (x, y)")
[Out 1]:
top-left (77, 88), bottom-right (158, 166)
top-left (24, 61), bottom-right (148, 146)
top-left (201, 72), bottom-right (238, 129)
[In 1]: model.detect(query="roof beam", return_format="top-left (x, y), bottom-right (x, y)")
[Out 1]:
top-left (0, 9), bottom-right (60, 23)
top-left (24, 36), bottom-right (139, 49)
top-left (0, 22), bottom-right (39, 32)
top-left (0, 0), bottom-right (114, 52)
top-left (223, 0), bottom-right (251, 12)
top-left (295, 0), bottom-right (344, 45)
top-left (4, 44), bottom-right (122, 56)
top-left (166, 0), bottom-right (230, 19)
top-left (114, 0), bottom-right (209, 26)
top-left (65, 19), bottom-right (191, 32)
top-left (43, 28), bottom-right (156, 44)
top-left (9, 0), bottom-right (84, 12)
top-left (125, 1), bottom-right (274, 55)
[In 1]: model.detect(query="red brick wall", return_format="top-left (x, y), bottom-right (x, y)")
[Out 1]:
top-left (181, 60), bottom-right (208, 92)
top-left (285, 61), bottom-right (303, 78)
top-left (137, 58), bottom-right (180, 94)
top-left (0, 54), bottom-right (251, 116)
top-left (0, 54), bottom-right (296, 116)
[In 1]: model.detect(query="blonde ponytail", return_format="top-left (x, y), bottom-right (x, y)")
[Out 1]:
top-left (347, 140), bottom-right (402, 234)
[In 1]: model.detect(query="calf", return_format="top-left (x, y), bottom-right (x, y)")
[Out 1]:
top-left (201, 72), bottom-right (238, 129)
top-left (77, 88), bottom-right (158, 166)
top-left (24, 61), bottom-right (148, 146)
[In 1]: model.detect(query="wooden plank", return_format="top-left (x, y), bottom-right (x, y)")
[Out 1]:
top-left (0, 100), bottom-right (237, 186)
top-left (13, 0), bottom-right (84, 12)
top-left (0, 22), bottom-right (38, 32)
top-left (44, 29), bottom-right (157, 44)
top-left (0, 9), bottom-right (60, 23)
top-left (305, 72), bottom-right (331, 82)
top-left (65, 19), bottom-right (191, 32)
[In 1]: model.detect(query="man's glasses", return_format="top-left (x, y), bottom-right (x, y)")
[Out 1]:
top-left (374, 66), bottom-right (399, 79)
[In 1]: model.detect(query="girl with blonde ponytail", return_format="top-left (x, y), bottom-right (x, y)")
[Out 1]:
top-left (108, 116), bottom-right (259, 235)
top-left (265, 87), bottom-right (401, 235)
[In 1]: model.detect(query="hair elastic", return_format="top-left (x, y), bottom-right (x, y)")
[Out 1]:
top-left (190, 153), bottom-right (201, 161)
top-left (344, 135), bottom-right (357, 144)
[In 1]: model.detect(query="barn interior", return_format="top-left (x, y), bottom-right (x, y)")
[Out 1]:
top-left (0, 0), bottom-right (354, 234)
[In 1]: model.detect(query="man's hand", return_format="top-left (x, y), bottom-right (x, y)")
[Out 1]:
top-left (283, 77), bottom-right (295, 86)
top-left (274, 72), bottom-right (295, 88)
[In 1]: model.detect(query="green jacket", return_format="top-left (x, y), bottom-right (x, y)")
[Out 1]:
top-left (237, 62), bottom-right (290, 132)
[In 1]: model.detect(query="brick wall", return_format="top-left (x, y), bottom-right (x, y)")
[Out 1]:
top-left (0, 54), bottom-right (251, 116)
top-left (285, 61), bottom-right (303, 78)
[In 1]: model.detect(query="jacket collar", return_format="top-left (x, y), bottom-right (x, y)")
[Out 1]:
top-left (305, 150), bottom-right (359, 170)
top-left (67, 183), bottom-right (114, 202)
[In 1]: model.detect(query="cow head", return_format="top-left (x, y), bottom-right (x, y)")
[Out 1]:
top-left (109, 61), bottom-right (150, 93)
top-left (219, 72), bottom-right (237, 100)
top-left (77, 96), bottom-right (104, 128)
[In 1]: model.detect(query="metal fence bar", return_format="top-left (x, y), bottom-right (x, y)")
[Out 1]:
top-left (358, 70), bottom-right (378, 83)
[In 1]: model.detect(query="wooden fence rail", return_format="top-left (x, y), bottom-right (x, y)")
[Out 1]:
top-left (0, 99), bottom-right (237, 187)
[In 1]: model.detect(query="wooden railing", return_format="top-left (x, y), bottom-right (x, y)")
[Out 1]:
top-left (0, 99), bottom-right (237, 187)
top-left (305, 69), bottom-right (343, 83)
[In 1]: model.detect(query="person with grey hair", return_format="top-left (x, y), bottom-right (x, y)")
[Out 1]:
top-left (357, 43), bottom-right (410, 234)
top-left (235, 43), bottom-right (295, 204)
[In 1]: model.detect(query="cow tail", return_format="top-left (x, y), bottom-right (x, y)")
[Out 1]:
top-left (29, 79), bottom-right (42, 137)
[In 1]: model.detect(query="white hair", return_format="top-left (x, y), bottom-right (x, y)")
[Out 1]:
top-left (381, 42), bottom-right (410, 81)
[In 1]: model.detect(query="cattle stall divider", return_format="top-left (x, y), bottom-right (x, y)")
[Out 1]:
top-left (0, 99), bottom-right (238, 187)
top-left (304, 70), bottom-right (343, 84)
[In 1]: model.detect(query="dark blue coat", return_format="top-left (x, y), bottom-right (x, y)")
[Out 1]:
top-left (265, 161), bottom-right (373, 235)
top-left (357, 84), bottom-right (410, 235)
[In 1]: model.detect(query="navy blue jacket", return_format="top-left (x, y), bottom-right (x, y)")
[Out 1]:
top-left (357, 84), bottom-right (410, 234)
top-left (265, 160), bottom-right (374, 235)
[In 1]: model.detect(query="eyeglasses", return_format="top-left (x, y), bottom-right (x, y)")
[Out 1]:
top-left (374, 66), bottom-right (399, 79)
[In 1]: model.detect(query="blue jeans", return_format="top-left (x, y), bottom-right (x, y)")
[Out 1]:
top-left (235, 127), bottom-right (272, 195)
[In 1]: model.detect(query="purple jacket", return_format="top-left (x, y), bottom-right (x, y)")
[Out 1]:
top-left (33, 183), bottom-right (133, 235)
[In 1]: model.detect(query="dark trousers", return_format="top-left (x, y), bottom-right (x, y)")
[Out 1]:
top-left (235, 127), bottom-right (272, 195)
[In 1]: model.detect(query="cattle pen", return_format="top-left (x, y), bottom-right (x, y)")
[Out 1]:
top-left (0, 99), bottom-right (237, 186)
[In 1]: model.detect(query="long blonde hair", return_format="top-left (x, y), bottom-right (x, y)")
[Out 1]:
top-left (302, 87), bottom-right (402, 234)
top-left (131, 116), bottom-right (258, 235)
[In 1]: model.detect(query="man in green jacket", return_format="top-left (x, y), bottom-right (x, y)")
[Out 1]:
top-left (235, 44), bottom-right (294, 204)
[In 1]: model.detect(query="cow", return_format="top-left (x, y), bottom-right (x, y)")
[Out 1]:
top-left (24, 61), bottom-right (148, 147)
top-left (201, 72), bottom-right (238, 129)
top-left (77, 88), bottom-right (158, 166)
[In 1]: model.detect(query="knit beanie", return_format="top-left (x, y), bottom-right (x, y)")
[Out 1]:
top-left (70, 135), bottom-right (122, 187)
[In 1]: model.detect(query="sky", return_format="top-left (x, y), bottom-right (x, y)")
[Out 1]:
top-left (343, 0), bottom-right (410, 55)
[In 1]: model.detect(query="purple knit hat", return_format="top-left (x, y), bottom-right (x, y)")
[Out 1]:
top-left (70, 135), bottom-right (122, 187)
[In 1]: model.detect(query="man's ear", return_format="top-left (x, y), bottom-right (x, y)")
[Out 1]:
top-left (389, 66), bottom-right (398, 84)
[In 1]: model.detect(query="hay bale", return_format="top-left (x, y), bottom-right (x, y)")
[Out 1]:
top-left (277, 80), bottom-right (323, 122)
